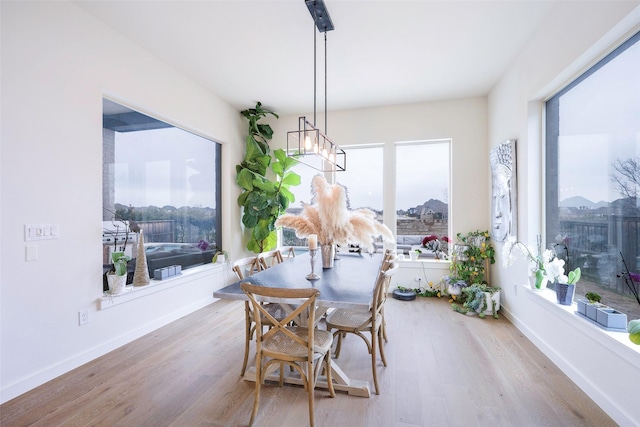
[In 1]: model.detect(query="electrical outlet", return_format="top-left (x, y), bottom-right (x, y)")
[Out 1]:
top-left (414, 277), bottom-right (421, 282)
top-left (78, 309), bottom-right (90, 326)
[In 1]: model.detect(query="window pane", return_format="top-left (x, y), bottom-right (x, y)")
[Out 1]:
top-left (396, 141), bottom-right (450, 256)
top-left (337, 146), bottom-right (383, 211)
top-left (546, 31), bottom-right (640, 320)
top-left (103, 99), bottom-right (221, 289)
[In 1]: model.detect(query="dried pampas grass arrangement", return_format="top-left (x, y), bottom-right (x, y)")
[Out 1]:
top-left (275, 175), bottom-right (394, 252)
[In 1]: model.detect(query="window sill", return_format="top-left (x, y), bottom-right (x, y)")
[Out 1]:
top-left (398, 258), bottom-right (450, 267)
top-left (99, 262), bottom-right (229, 310)
top-left (526, 286), bottom-right (639, 361)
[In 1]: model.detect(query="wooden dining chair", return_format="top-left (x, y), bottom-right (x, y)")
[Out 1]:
top-left (233, 256), bottom-right (288, 377)
top-left (325, 261), bottom-right (399, 395)
top-left (241, 283), bottom-right (335, 427)
top-left (257, 249), bottom-right (284, 270)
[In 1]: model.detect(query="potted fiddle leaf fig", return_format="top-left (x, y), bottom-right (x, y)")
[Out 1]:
top-left (236, 102), bottom-right (301, 253)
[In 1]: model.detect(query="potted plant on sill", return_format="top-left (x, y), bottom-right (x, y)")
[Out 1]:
top-left (106, 251), bottom-right (131, 294)
top-left (545, 257), bottom-right (581, 306)
top-left (103, 212), bottom-right (139, 294)
top-left (577, 292), bottom-right (602, 320)
top-left (501, 234), bottom-right (554, 291)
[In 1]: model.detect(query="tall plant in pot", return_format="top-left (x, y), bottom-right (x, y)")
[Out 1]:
top-left (236, 102), bottom-right (301, 253)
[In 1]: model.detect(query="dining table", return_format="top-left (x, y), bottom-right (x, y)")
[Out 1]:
top-left (213, 251), bottom-right (384, 398)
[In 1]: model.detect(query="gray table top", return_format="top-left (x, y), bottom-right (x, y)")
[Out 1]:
top-left (214, 252), bottom-right (383, 310)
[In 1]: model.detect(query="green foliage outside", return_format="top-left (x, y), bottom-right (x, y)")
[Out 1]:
top-left (236, 102), bottom-right (300, 253)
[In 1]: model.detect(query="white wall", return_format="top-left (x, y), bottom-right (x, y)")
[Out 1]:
top-left (488, 2), bottom-right (640, 426)
top-left (269, 97), bottom-right (490, 238)
top-left (0, 1), bottom-right (246, 403)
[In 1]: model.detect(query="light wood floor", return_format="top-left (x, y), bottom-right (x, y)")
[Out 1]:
top-left (1, 297), bottom-right (617, 427)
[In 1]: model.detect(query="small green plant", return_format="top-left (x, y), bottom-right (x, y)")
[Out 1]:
top-left (585, 292), bottom-right (601, 304)
top-left (111, 251), bottom-right (130, 276)
top-left (212, 250), bottom-right (228, 263)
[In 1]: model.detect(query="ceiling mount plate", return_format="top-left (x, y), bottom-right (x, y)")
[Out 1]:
top-left (305, 0), bottom-right (334, 32)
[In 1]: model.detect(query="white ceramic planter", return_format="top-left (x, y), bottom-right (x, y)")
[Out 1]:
top-left (107, 274), bottom-right (127, 294)
top-left (477, 291), bottom-right (501, 316)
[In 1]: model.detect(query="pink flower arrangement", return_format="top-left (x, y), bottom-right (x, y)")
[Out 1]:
top-left (422, 235), bottom-right (438, 247)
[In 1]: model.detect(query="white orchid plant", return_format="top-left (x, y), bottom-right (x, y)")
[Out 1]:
top-left (502, 235), bottom-right (580, 284)
top-left (501, 235), bottom-right (554, 272)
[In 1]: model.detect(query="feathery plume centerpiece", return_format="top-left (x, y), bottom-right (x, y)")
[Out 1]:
top-left (275, 175), bottom-right (394, 267)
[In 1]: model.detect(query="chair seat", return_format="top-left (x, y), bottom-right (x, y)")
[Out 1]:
top-left (264, 327), bottom-right (333, 357)
top-left (260, 303), bottom-right (288, 323)
top-left (326, 309), bottom-right (374, 331)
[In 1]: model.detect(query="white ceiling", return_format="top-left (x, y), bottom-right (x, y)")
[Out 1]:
top-left (77, 0), bottom-right (562, 115)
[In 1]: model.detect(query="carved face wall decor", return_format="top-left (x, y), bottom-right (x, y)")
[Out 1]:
top-left (490, 140), bottom-right (517, 242)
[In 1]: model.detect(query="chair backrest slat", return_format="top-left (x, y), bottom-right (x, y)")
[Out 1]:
top-left (241, 283), bottom-right (320, 353)
top-left (232, 256), bottom-right (262, 280)
top-left (257, 249), bottom-right (284, 270)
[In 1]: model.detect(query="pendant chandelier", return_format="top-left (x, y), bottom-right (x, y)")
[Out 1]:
top-left (287, 0), bottom-right (346, 172)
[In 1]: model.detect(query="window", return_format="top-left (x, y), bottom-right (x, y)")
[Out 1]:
top-left (102, 99), bottom-right (221, 289)
top-left (546, 31), bottom-right (640, 320)
top-left (281, 140), bottom-right (451, 256)
top-left (396, 141), bottom-right (451, 253)
top-left (336, 145), bottom-right (383, 211)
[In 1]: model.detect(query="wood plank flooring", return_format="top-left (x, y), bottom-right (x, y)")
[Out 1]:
top-left (1, 297), bottom-right (617, 426)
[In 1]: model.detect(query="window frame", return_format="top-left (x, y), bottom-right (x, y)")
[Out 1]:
top-left (545, 30), bottom-right (640, 321)
top-left (102, 98), bottom-right (222, 290)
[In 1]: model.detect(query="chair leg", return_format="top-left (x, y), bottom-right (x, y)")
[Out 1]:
top-left (371, 328), bottom-right (380, 395)
top-left (307, 360), bottom-right (315, 427)
top-left (241, 302), bottom-right (252, 376)
top-left (333, 331), bottom-right (344, 358)
top-left (382, 313), bottom-right (388, 342)
top-left (325, 352), bottom-right (336, 398)
top-left (378, 326), bottom-right (387, 366)
top-left (249, 358), bottom-right (262, 426)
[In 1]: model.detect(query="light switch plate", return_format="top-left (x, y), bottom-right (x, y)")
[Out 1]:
top-left (25, 224), bottom-right (60, 241)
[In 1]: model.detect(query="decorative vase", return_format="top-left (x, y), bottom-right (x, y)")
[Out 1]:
top-left (409, 251), bottom-right (419, 261)
top-left (530, 269), bottom-right (548, 291)
top-left (321, 244), bottom-right (335, 269)
top-left (107, 273), bottom-right (127, 295)
top-left (555, 282), bottom-right (575, 305)
top-left (133, 229), bottom-right (150, 286)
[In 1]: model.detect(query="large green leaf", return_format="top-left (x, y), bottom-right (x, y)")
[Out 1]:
top-left (281, 171), bottom-right (301, 187)
top-left (252, 178), bottom-right (276, 193)
top-left (279, 186), bottom-right (295, 204)
top-left (271, 161), bottom-right (284, 177)
top-left (242, 210), bottom-right (259, 228)
top-left (236, 168), bottom-right (255, 191)
top-left (257, 123), bottom-right (274, 140)
top-left (245, 135), bottom-right (265, 159)
top-left (237, 191), bottom-right (249, 207)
